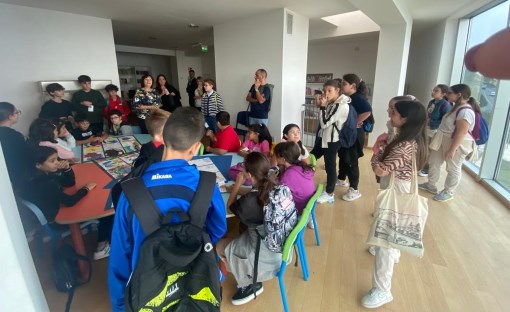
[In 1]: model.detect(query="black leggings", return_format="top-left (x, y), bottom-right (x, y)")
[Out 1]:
top-left (97, 215), bottom-right (114, 243)
top-left (311, 140), bottom-right (341, 194)
top-left (338, 155), bottom-right (360, 190)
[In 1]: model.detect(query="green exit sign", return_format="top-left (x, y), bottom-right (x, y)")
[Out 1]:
top-left (201, 45), bottom-right (208, 52)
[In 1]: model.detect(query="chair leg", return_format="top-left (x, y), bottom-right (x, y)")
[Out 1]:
top-left (296, 233), bottom-right (309, 281)
top-left (311, 209), bottom-right (321, 246)
top-left (278, 267), bottom-right (290, 312)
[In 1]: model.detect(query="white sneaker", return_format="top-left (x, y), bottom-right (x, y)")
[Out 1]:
top-left (335, 179), bottom-right (349, 187)
top-left (93, 242), bottom-right (111, 260)
top-left (342, 188), bottom-right (361, 202)
top-left (418, 170), bottom-right (428, 177)
top-left (361, 287), bottom-right (393, 309)
top-left (317, 191), bottom-right (335, 204)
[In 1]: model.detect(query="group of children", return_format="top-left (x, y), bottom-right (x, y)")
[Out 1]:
top-left (0, 68), bottom-right (483, 310)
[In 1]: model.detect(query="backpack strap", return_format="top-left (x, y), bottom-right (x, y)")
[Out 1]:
top-left (451, 106), bottom-right (474, 139)
top-left (121, 177), bottom-right (162, 236)
top-left (188, 171), bottom-right (216, 228)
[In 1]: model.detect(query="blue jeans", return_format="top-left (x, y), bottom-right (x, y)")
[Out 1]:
top-left (248, 117), bottom-right (268, 126)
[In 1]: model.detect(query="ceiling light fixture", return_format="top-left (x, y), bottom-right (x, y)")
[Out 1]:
top-left (188, 23), bottom-right (199, 28)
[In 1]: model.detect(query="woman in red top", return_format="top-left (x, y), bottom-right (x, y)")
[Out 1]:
top-left (103, 84), bottom-right (130, 125)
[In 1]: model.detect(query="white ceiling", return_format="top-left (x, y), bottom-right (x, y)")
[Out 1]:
top-left (0, 0), bottom-right (485, 50)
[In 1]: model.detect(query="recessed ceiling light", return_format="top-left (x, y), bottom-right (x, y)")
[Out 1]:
top-left (188, 23), bottom-right (199, 28)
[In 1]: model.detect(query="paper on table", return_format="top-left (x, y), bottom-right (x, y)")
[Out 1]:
top-left (188, 157), bottom-right (227, 190)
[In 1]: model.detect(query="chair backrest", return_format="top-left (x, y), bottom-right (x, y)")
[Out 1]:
top-left (309, 153), bottom-right (317, 169)
top-left (19, 198), bottom-right (48, 226)
top-left (280, 184), bottom-right (323, 263)
top-left (236, 111), bottom-right (250, 128)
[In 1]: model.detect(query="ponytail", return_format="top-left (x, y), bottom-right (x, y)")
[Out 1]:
top-left (244, 152), bottom-right (276, 207)
top-left (342, 73), bottom-right (368, 99)
top-left (468, 97), bottom-right (481, 114)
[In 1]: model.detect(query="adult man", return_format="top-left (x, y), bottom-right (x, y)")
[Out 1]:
top-left (108, 107), bottom-right (227, 312)
top-left (205, 111), bottom-right (241, 154)
top-left (245, 69), bottom-right (271, 125)
top-left (186, 69), bottom-right (198, 108)
top-left (71, 75), bottom-right (107, 132)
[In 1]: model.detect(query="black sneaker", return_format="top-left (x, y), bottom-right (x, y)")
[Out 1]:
top-left (231, 282), bottom-right (264, 305)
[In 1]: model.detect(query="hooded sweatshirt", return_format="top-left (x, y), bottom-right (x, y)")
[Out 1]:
top-left (279, 164), bottom-right (315, 214)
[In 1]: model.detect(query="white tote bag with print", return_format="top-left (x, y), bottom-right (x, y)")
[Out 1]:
top-left (367, 156), bottom-right (429, 258)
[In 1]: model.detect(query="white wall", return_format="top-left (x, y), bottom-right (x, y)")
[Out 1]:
top-left (0, 144), bottom-right (49, 311)
top-left (175, 51), bottom-right (202, 106)
top-left (307, 36), bottom-right (379, 88)
top-left (201, 46), bottom-right (216, 80)
top-left (281, 9), bottom-right (309, 135)
top-left (0, 3), bottom-right (120, 134)
top-left (406, 22), bottom-right (448, 104)
top-left (116, 52), bottom-right (177, 88)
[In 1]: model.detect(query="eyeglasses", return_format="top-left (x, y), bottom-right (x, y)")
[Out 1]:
top-left (288, 130), bottom-right (301, 135)
top-left (14, 110), bottom-right (21, 115)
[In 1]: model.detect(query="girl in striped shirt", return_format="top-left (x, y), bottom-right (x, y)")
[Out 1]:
top-left (362, 100), bottom-right (428, 309)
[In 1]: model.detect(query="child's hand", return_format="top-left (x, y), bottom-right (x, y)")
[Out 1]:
top-left (57, 160), bottom-right (70, 170)
top-left (225, 184), bottom-right (234, 193)
top-left (206, 129), bottom-right (214, 138)
top-left (373, 164), bottom-right (389, 177)
top-left (84, 183), bottom-right (96, 191)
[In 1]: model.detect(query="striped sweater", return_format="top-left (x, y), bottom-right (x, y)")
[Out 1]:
top-left (201, 90), bottom-right (224, 117)
top-left (371, 140), bottom-right (417, 181)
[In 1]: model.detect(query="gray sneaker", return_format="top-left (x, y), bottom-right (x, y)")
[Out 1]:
top-left (418, 183), bottom-right (438, 194)
top-left (434, 190), bottom-right (454, 202)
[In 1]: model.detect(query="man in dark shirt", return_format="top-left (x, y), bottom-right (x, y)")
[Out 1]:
top-left (71, 75), bottom-right (107, 132)
top-left (186, 69), bottom-right (198, 108)
top-left (245, 69), bottom-right (271, 126)
top-left (39, 83), bottom-right (74, 121)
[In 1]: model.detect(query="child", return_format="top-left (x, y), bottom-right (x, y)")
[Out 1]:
top-left (21, 146), bottom-right (112, 260)
top-left (201, 79), bottom-right (224, 133)
top-left (419, 84), bottom-right (451, 176)
top-left (39, 83), bottom-right (74, 122)
top-left (71, 114), bottom-right (106, 145)
top-left (28, 118), bottom-right (75, 160)
top-left (0, 102), bottom-right (31, 190)
top-left (337, 73), bottom-right (372, 202)
top-left (104, 84), bottom-right (131, 125)
top-left (108, 107), bottom-right (226, 311)
top-left (216, 152), bottom-right (296, 306)
top-left (109, 110), bottom-right (133, 136)
top-left (71, 75), bottom-right (108, 133)
top-left (205, 111), bottom-right (241, 155)
top-left (282, 123), bottom-right (310, 164)
top-left (238, 123), bottom-right (272, 158)
top-left (194, 77), bottom-right (204, 111)
top-left (133, 109), bottom-right (170, 168)
top-left (310, 79), bottom-right (350, 204)
top-left (53, 118), bottom-right (76, 149)
top-left (419, 84), bottom-right (477, 202)
top-left (363, 100), bottom-right (428, 309)
top-left (273, 141), bottom-right (315, 215)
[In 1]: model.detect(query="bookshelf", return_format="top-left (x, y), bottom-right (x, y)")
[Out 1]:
top-left (117, 65), bottom-right (151, 96)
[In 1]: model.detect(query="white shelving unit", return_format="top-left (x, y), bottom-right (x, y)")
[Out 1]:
top-left (118, 65), bottom-right (151, 97)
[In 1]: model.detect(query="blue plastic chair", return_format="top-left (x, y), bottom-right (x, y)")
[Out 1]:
top-left (276, 184), bottom-right (322, 311)
top-left (20, 199), bottom-right (98, 257)
top-left (308, 184), bottom-right (323, 246)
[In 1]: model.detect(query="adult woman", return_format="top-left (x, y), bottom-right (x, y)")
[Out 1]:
top-left (419, 84), bottom-right (477, 202)
top-left (133, 74), bottom-right (161, 134)
top-left (0, 102), bottom-right (31, 190)
top-left (156, 74), bottom-right (181, 113)
top-left (338, 73), bottom-right (372, 202)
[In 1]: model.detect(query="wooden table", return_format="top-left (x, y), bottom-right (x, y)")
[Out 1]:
top-left (55, 162), bottom-right (115, 280)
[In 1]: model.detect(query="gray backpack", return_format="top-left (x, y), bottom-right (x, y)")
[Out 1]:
top-left (263, 185), bottom-right (298, 252)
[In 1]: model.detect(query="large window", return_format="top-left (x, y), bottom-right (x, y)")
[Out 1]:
top-left (460, 0), bottom-right (510, 168)
top-left (495, 109), bottom-right (510, 192)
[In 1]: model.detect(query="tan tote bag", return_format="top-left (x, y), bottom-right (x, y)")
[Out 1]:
top-left (367, 155), bottom-right (429, 258)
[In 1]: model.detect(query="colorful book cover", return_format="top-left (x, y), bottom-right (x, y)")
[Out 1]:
top-left (95, 157), bottom-right (132, 179)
